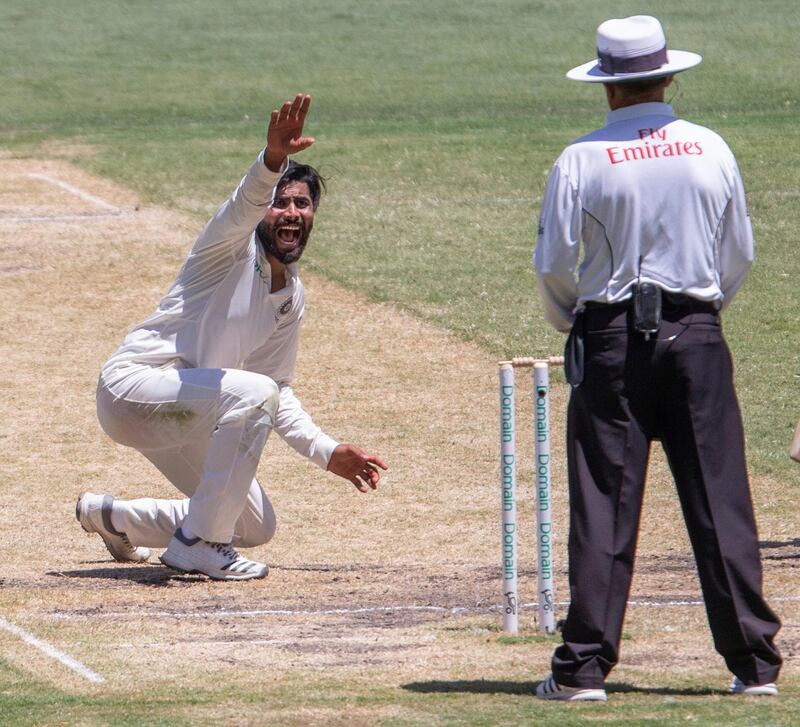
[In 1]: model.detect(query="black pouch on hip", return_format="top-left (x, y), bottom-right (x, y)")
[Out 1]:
top-left (632, 282), bottom-right (662, 339)
top-left (564, 312), bottom-right (585, 387)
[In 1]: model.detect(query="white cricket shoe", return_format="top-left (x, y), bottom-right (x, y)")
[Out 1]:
top-left (76, 492), bottom-right (151, 563)
top-left (159, 529), bottom-right (268, 581)
top-left (535, 674), bottom-right (607, 702)
top-left (729, 676), bottom-right (778, 696)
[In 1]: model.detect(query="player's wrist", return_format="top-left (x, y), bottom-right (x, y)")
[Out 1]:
top-left (263, 148), bottom-right (287, 173)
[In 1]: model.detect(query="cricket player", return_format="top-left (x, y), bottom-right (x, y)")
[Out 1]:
top-left (533, 17), bottom-right (781, 700)
top-left (77, 94), bottom-right (387, 581)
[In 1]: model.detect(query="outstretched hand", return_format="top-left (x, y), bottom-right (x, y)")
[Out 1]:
top-left (264, 93), bottom-right (315, 172)
top-left (327, 444), bottom-right (388, 493)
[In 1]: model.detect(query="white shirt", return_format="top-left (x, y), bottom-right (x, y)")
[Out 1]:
top-left (534, 102), bottom-right (754, 332)
top-left (103, 151), bottom-right (338, 468)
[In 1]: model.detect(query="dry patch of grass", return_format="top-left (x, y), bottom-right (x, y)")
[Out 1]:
top-left (0, 161), bottom-right (796, 716)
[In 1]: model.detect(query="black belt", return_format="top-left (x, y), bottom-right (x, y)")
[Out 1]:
top-left (584, 294), bottom-right (718, 315)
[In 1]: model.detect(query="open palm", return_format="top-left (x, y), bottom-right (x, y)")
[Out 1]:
top-left (264, 93), bottom-right (314, 171)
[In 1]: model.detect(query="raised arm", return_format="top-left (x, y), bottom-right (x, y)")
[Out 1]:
top-left (192, 94), bottom-right (315, 256)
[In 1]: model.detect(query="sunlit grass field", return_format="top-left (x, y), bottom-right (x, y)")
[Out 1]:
top-left (2, 1), bottom-right (798, 476)
top-left (1, 1), bottom-right (797, 724)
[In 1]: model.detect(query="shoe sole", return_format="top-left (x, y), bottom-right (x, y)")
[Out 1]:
top-left (159, 553), bottom-right (268, 581)
top-left (76, 491), bottom-right (150, 563)
top-left (733, 687), bottom-right (778, 696)
top-left (76, 492), bottom-right (93, 534)
top-left (536, 678), bottom-right (607, 702)
top-left (537, 691), bottom-right (607, 702)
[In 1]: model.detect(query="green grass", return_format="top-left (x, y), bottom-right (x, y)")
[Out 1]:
top-left (2, 1), bottom-right (796, 480)
top-left (1, 657), bottom-right (797, 727)
top-left (0, 1), bottom-right (798, 722)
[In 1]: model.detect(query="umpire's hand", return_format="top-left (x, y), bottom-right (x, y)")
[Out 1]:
top-left (327, 444), bottom-right (388, 493)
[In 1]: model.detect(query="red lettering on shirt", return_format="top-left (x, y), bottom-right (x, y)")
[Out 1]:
top-left (638, 127), bottom-right (667, 141)
top-left (683, 141), bottom-right (703, 155)
top-left (624, 146), bottom-right (646, 161)
top-left (606, 139), bottom-right (704, 165)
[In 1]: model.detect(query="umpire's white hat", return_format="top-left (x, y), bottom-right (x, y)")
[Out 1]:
top-left (567, 15), bottom-right (702, 83)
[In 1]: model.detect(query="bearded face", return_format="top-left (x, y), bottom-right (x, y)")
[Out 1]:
top-left (256, 180), bottom-right (315, 264)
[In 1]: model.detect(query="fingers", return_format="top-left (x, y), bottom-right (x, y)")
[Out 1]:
top-left (365, 455), bottom-right (389, 471)
top-left (287, 136), bottom-right (316, 153)
top-left (351, 476), bottom-right (376, 493)
top-left (352, 461), bottom-right (382, 493)
top-left (329, 444), bottom-right (386, 493)
top-left (363, 464), bottom-right (380, 488)
top-left (274, 93), bottom-right (311, 125)
top-left (297, 94), bottom-right (311, 123)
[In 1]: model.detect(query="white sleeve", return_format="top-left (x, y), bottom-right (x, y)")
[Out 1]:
top-left (533, 162), bottom-right (582, 332)
top-left (717, 162), bottom-right (754, 310)
top-left (274, 384), bottom-right (339, 470)
top-left (192, 149), bottom-right (286, 256)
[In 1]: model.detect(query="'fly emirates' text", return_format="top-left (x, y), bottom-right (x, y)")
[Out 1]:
top-left (605, 127), bottom-right (703, 165)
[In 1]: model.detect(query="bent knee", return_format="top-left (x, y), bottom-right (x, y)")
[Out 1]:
top-left (255, 377), bottom-right (280, 421)
top-left (249, 520), bottom-right (276, 547)
top-left (234, 496), bottom-right (277, 547)
top-left (238, 375), bottom-right (279, 420)
top-left (236, 516), bottom-right (276, 548)
top-left (220, 375), bottom-right (280, 426)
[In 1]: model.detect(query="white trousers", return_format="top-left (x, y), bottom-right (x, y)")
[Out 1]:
top-left (96, 364), bottom-right (279, 546)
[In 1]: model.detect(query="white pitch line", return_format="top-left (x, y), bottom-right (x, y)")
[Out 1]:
top-left (117, 639), bottom-right (295, 649)
top-left (0, 616), bottom-right (105, 684)
top-left (48, 594), bottom-right (800, 622)
top-left (27, 172), bottom-right (120, 212)
top-left (0, 212), bottom-right (126, 224)
top-left (52, 604), bottom-right (475, 621)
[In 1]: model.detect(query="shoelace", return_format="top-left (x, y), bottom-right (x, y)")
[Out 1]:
top-left (211, 542), bottom-right (240, 561)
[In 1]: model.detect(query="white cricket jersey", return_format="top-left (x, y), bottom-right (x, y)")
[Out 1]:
top-left (534, 102), bottom-right (754, 332)
top-left (103, 150), bottom-right (338, 468)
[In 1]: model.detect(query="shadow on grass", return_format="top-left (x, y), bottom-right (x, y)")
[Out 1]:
top-left (760, 539), bottom-right (800, 548)
top-left (402, 680), bottom-right (723, 697)
top-left (45, 565), bottom-right (198, 586)
top-left (402, 680), bottom-right (536, 695)
top-left (605, 682), bottom-right (722, 697)
top-left (760, 538), bottom-right (800, 561)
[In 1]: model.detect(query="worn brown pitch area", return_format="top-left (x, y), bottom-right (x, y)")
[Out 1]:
top-left (0, 160), bottom-right (796, 694)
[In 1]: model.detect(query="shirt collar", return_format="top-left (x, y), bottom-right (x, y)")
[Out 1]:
top-left (606, 102), bottom-right (675, 126)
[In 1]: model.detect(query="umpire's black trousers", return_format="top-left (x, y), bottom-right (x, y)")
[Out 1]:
top-left (552, 302), bottom-right (782, 688)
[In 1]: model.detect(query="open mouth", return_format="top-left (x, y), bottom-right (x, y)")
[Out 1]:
top-left (276, 224), bottom-right (301, 247)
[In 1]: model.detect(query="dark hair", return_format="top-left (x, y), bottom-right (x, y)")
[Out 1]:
top-left (278, 161), bottom-right (326, 210)
top-left (613, 75), bottom-right (672, 97)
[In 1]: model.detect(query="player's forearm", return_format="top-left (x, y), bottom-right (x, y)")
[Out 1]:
top-left (273, 385), bottom-right (339, 469)
top-left (192, 150), bottom-right (286, 254)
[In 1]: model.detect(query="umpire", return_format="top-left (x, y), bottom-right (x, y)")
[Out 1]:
top-left (533, 16), bottom-right (782, 701)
